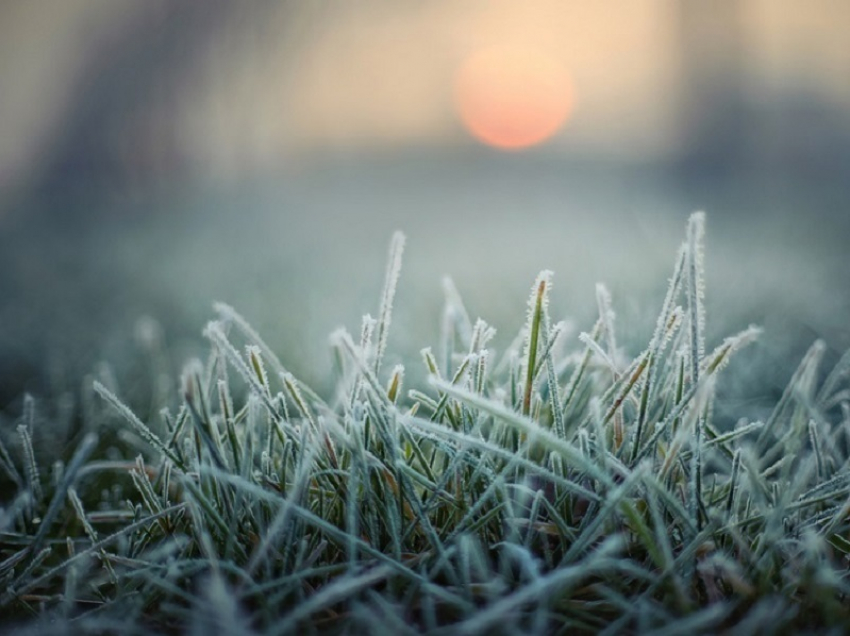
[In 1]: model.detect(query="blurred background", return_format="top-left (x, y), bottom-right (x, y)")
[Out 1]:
top-left (1, 1), bottom-right (849, 423)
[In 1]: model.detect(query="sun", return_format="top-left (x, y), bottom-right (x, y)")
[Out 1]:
top-left (454, 46), bottom-right (573, 150)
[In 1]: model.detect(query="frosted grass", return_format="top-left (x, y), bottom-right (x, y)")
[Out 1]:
top-left (1, 213), bottom-right (850, 634)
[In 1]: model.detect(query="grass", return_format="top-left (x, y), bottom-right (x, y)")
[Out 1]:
top-left (2, 212), bottom-right (850, 634)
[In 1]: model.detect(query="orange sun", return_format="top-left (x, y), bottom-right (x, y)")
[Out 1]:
top-left (454, 46), bottom-right (573, 150)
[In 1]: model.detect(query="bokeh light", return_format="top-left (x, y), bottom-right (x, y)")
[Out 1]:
top-left (454, 46), bottom-right (573, 150)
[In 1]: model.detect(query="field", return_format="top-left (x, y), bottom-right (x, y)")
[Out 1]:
top-left (2, 212), bottom-right (850, 634)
